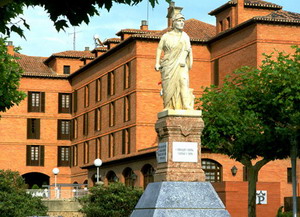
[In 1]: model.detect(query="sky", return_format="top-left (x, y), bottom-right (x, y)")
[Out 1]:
top-left (7, 0), bottom-right (300, 57)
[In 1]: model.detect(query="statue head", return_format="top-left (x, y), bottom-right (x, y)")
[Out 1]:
top-left (172, 13), bottom-right (185, 30)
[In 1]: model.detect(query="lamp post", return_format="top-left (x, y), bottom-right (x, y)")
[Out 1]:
top-left (94, 158), bottom-right (102, 184)
top-left (52, 168), bottom-right (60, 198)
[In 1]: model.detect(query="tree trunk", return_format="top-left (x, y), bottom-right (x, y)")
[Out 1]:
top-left (248, 165), bottom-right (259, 217)
top-left (291, 136), bottom-right (298, 217)
top-left (242, 158), bottom-right (270, 217)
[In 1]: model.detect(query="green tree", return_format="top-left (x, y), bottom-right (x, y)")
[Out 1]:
top-left (0, 169), bottom-right (48, 217)
top-left (0, 37), bottom-right (26, 114)
top-left (0, 0), bottom-right (166, 38)
top-left (79, 182), bottom-right (143, 217)
top-left (200, 46), bottom-right (300, 217)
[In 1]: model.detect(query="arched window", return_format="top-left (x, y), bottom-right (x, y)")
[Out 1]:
top-left (141, 164), bottom-right (154, 189)
top-left (123, 167), bottom-right (136, 187)
top-left (83, 180), bottom-right (88, 188)
top-left (201, 159), bottom-right (222, 182)
top-left (106, 171), bottom-right (118, 183)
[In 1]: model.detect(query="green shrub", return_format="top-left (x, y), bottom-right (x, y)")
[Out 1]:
top-left (79, 182), bottom-right (143, 217)
top-left (0, 169), bottom-right (48, 217)
top-left (31, 184), bottom-right (40, 189)
top-left (277, 206), bottom-right (293, 217)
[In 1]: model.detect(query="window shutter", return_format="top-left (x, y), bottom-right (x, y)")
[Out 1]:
top-left (69, 93), bottom-right (72, 113)
top-left (57, 120), bottom-right (61, 140)
top-left (41, 92), bottom-right (45, 112)
top-left (94, 109), bottom-right (98, 131)
top-left (127, 128), bottom-right (131, 154)
top-left (95, 79), bottom-right (99, 101)
top-left (58, 146), bottom-right (62, 166)
top-left (27, 119), bottom-right (31, 139)
top-left (122, 130), bottom-right (125, 154)
top-left (70, 119), bottom-right (74, 140)
top-left (58, 93), bottom-right (62, 113)
top-left (70, 146), bottom-right (73, 167)
top-left (40, 145), bottom-right (44, 166)
top-left (73, 91), bottom-right (77, 113)
top-left (36, 119), bottom-right (40, 139)
top-left (214, 59), bottom-right (219, 86)
top-left (26, 145), bottom-right (31, 166)
top-left (28, 92), bottom-right (32, 112)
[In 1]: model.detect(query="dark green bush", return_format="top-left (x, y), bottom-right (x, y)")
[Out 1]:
top-left (277, 206), bottom-right (293, 217)
top-left (0, 169), bottom-right (48, 217)
top-left (79, 182), bottom-right (143, 217)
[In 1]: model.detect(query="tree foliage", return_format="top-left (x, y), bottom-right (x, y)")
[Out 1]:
top-left (0, 37), bottom-right (26, 113)
top-left (0, 169), bottom-right (48, 217)
top-left (200, 46), bottom-right (300, 217)
top-left (79, 182), bottom-right (143, 217)
top-left (0, 0), bottom-right (166, 38)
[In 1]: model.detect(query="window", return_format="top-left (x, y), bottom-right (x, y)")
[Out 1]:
top-left (59, 93), bottom-right (71, 113)
top-left (58, 146), bottom-right (70, 167)
top-left (27, 118), bottom-right (40, 139)
top-left (106, 171), bottom-right (118, 183)
top-left (28, 92), bottom-right (45, 112)
top-left (124, 63), bottom-right (130, 89)
top-left (63, 65), bottom-right (70, 74)
top-left (219, 20), bottom-right (224, 31)
top-left (201, 159), bottom-right (222, 182)
top-left (122, 129), bottom-right (130, 155)
top-left (94, 108), bottom-right (101, 131)
top-left (72, 145), bottom-right (78, 167)
top-left (84, 85), bottom-right (89, 107)
top-left (124, 96), bottom-right (130, 122)
top-left (108, 133), bottom-right (115, 158)
top-left (84, 142), bottom-right (89, 164)
top-left (95, 138), bottom-right (101, 159)
top-left (227, 17), bottom-right (231, 28)
top-left (26, 145), bottom-right (44, 166)
top-left (287, 168), bottom-right (292, 183)
top-left (72, 118), bottom-right (78, 139)
top-left (95, 78), bottom-right (102, 102)
top-left (57, 120), bottom-right (71, 140)
top-left (123, 168), bottom-right (136, 187)
top-left (73, 90), bottom-right (78, 113)
top-left (109, 102), bottom-right (115, 127)
top-left (83, 113), bottom-right (89, 136)
top-left (142, 164), bottom-right (154, 189)
top-left (107, 71), bottom-right (115, 96)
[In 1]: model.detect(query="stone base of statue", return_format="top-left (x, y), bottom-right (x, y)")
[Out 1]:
top-left (130, 182), bottom-right (230, 217)
top-left (130, 110), bottom-right (230, 217)
top-left (154, 109), bottom-right (205, 182)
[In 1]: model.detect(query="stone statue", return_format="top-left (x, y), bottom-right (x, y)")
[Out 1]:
top-left (155, 13), bottom-right (194, 110)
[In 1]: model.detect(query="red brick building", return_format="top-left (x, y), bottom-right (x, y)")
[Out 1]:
top-left (1, 0), bottom-right (299, 216)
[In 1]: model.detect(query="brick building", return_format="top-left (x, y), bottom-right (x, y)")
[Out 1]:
top-left (1, 0), bottom-right (300, 216)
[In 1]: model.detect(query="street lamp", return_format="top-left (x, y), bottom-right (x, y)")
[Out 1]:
top-left (94, 158), bottom-right (102, 184)
top-left (52, 168), bottom-right (60, 198)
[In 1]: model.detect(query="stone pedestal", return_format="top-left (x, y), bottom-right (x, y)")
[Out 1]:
top-left (130, 182), bottom-right (230, 217)
top-left (154, 110), bottom-right (205, 182)
top-left (130, 110), bottom-right (231, 217)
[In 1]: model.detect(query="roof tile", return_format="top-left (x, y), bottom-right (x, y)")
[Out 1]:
top-left (15, 53), bottom-right (54, 74)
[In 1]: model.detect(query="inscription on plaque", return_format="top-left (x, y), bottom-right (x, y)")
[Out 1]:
top-left (172, 142), bottom-right (198, 162)
top-left (156, 142), bottom-right (168, 163)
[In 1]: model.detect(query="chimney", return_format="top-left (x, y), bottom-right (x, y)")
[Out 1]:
top-left (166, 1), bottom-right (183, 28)
top-left (85, 47), bottom-right (90, 51)
top-left (7, 41), bottom-right (14, 56)
top-left (140, 20), bottom-right (148, 31)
